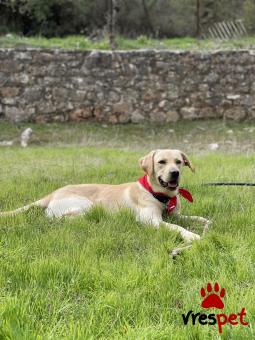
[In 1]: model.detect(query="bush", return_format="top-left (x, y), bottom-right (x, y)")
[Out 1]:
top-left (243, 0), bottom-right (255, 33)
top-left (0, 0), bottom-right (249, 38)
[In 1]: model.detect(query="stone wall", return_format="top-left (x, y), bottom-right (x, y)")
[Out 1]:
top-left (0, 48), bottom-right (255, 123)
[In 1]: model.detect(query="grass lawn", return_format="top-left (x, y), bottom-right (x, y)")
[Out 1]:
top-left (0, 121), bottom-right (254, 339)
top-left (2, 34), bottom-right (255, 50)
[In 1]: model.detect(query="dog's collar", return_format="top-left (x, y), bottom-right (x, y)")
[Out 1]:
top-left (138, 175), bottom-right (193, 214)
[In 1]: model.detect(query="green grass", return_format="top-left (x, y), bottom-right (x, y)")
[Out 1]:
top-left (0, 121), bottom-right (254, 339)
top-left (2, 34), bottom-right (255, 50)
top-left (0, 120), bottom-right (255, 153)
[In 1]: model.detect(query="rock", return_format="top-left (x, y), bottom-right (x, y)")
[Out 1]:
top-left (241, 95), bottom-right (255, 107)
top-left (166, 110), bottom-right (179, 122)
top-left (109, 91), bottom-right (120, 102)
top-left (243, 127), bottom-right (255, 132)
top-left (118, 113), bottom-right (130, 123)
top-left (0, 87), bottom-right (19, 97)
top-left (143, 89), bottom-right (160, 102)
top-left (204, 72), bottom-right (219, 83)
top-left (224, 107), bottom-right (246, 120)
top-left (52, 88), bottom-right (69, 100)
top-left (199, 84), bottom-right (209, 92)
top-left (71, 90), bottom-right (86, 101)
top-left (2, 97), bottom-right (17, 105)
top-left (51, 114), bottom-right (67, 122)
top-left (14, 52), bottom-right (32, 60)
top-left (112, 101), bottom-right (133, 120)
top-left (24, 87), bottom-right (41, 102)
top-left (180, 107), bottom-right (198, 119)
top-left (208, 143), bottom-right (219, 151)
top-left (11, 73), bottom-right (29, 84)
top-left (35, 115), bottom-right (50, 123)
top-left (93, 106), bottom-right (103, 120)
top-left (131, 111), bottom-right (145, 123)
top-left (156, 61), bottom-right (169, 71)
top-left (0, 141), bottom-right (14, 146)
top-left (251, 82), bottom-right (255, 93)
top-left (227, 94), bottom-right (240, 101)
top-left (159, 100), bottom-right (167, 108)
top-left (69, 108), bottom-right (93, 121)
top-left (5, 106), bottom-right (34, 122)
top-left (108, 115), bottom-right (118, 124)
top-left (37, 101), bottom-right (56, 114)
top-left (150, 111), bottom-right (166, 123)
top-left (248, 108), bottom-right (255, 119)
top-left (198, 107), bottom-right (216, 118)
top-left (20, 128), bottom-right (33, 148)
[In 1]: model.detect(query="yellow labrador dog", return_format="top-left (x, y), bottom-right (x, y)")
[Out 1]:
top-left (0, 149), bottom-right (209, 243)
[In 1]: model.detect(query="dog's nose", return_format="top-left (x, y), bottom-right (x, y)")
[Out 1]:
top-left (170, 170), bottom-right (179, 179)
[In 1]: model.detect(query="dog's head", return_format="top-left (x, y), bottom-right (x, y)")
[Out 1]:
top-left (139, 149), bottom-right (194, 195)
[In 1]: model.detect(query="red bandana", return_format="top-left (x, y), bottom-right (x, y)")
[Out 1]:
top-left (138, 175), bottom-right (193, 214)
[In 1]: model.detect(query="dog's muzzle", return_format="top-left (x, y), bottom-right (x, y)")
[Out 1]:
top-left (158, 176), bottom-right (179, 191)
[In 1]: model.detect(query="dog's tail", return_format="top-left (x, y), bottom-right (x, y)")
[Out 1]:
top-left (0, 196), bottom-right (51, 217)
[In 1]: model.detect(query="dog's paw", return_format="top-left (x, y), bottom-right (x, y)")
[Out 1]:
top-left (205, 219), bottom-right (212, 226)
top-left (181, 230), bottom-right (201, 243)
top-left (196, 216), bottom-right (211, 225)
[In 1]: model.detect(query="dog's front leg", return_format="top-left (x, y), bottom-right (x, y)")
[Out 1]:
top-left (137, 208), bottom-right (200, 243)
top-left (161, 221), bottom-right (201, 242)
top-left (176, 214), bottom-right (211, 235)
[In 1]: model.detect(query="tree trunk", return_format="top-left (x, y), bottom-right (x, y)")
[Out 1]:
top-left (200, 0), bottom-right (215, 29)
top-left (141, 0), bottom-right (154, 36)
top-left (196, 0), bottom-right (201, 37)
top-left (108, 0), bottom-right (118, 50)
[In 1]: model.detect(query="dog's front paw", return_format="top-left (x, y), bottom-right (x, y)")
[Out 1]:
top-left (204, 218), bottom-right (211, 226)
top-left (181, 230), bottom-right (201, 243)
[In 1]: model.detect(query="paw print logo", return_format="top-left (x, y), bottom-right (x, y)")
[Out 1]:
top-left (200, 282), bottom-right (225, 309)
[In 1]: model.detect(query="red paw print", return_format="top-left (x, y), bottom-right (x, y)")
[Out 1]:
top-left (201, 282), bottom-right (225, 309)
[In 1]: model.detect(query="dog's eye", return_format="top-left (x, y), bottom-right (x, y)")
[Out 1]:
top-left (175, 159), bottom-right (182, 165)
top-left (158, 160), bottom-right (167, 164)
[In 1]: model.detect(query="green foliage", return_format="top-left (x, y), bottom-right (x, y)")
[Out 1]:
top-left (0, 0), bottom-right (249, 38)
top-left (244, 0), bottom-right (255, 32)
top-left (198, 0), bottom-right (245, 33)
top-left (0, 0), bottom-right (103, 36)
top-left (116, 0), bottom-right (197, 37)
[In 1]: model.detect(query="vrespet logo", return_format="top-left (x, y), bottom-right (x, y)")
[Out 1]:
top-left (200, 282), bottom-right (225, 309)
top-left (182, 282), bottom-right (249, 334)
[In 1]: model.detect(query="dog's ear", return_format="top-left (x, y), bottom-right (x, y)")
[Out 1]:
top-left (181, 152), bottom-right (195, 172)
top-left (139, 150), bottom-right (156, 176)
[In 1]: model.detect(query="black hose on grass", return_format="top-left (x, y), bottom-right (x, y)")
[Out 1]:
top-left (204, 182), bottom-right (255, 186)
